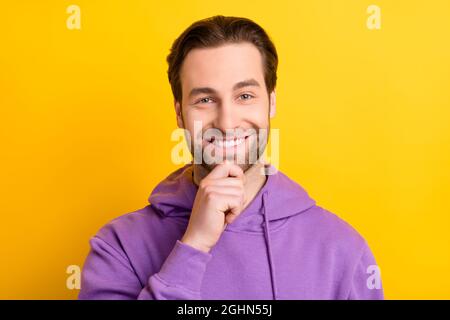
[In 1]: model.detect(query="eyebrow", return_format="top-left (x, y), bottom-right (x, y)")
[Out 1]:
top-left (188, 78), bottom-right (261, 99)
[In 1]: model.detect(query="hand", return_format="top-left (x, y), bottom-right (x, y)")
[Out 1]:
top-left (181, 161), bottom-right (246, 253)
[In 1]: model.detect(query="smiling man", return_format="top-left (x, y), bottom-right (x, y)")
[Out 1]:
top-left (78, 15), bottom-right (383, 300)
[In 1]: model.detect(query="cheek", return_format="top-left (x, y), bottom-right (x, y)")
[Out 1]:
top-left (183, 101), bottom-right (270, 129)
top-left (183, 110), bottom-right (205, 130)
top-left (244, 104), bottom-right (270, 127)
top-left (184, 108), bottom-right (215, 123)
top-left (183, 112), bottom-right (210, 140)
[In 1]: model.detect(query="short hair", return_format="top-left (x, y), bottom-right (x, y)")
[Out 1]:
top-left (166, 15), bottom-right (278, 103)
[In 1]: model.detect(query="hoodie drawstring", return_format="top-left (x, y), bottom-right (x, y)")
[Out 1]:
top-left (262, 190), bottom-right (278, 300)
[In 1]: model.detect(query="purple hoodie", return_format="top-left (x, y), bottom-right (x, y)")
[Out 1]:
top-left (78, 164), bottom-right (383, 300)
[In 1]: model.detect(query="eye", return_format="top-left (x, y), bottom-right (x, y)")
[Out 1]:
top-left (239, 93), bottom-right (254, 100)
top-left (196, 97), bottom-right (214, 104)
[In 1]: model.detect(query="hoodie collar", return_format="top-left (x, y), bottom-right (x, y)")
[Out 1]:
top-left (149, 163), bottom-right (316, 300)
top-left (149, 163), bottom-right (316, 224)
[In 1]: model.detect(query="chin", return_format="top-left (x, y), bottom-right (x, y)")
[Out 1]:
top-left (200, 159), bottom-right (255, 174)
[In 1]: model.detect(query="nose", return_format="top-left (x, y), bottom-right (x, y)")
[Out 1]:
top-left (213, 100), bottom-right (240, 133)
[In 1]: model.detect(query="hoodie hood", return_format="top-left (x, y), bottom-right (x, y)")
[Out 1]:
top-left (148, 163), bottom-right (316, 300)
top-left (149, 163), bottom-right (316, 225)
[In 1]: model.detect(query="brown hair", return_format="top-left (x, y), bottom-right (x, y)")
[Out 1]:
top-left (166, 15), bottom-right (278, 103)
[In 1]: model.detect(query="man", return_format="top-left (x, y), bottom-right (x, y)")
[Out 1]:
top-left (78, 15), bottom-right (384, 300)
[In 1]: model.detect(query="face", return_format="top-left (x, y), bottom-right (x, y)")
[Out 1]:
top-left (175, 42), bottom-right (276, 173)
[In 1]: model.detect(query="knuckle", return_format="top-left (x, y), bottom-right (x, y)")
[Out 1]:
top-left (203, 185), bottom-right (213, 196)
top-left (199, 180), bottom-right (208, 190)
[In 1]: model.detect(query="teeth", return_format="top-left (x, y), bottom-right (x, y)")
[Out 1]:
top-left (212, 138), bottom-right (245, 148)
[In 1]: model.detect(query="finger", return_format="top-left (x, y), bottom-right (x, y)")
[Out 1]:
top-left (216, 194), bottom-right (244, 215)
top-left (226, 206), bottom-right (243, 224)
top-left (208, 160), bottom-right (244, 180)
top-left (203, 185), bottom-right (244, 197)
top-left (205, 177), bottom-right (244, 188)
top-left (225, 161), bottom-right (245, 180)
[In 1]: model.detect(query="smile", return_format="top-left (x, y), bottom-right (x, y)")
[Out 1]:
top-left (213, 137), bottom-right (245, 148)
top-left (205, 135), bottom-right (251, 148)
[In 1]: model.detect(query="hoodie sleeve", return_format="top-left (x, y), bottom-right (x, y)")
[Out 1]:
top-left (347, 241), bottom-right (384, 300)
top-left (78, 237), bottom-right (212, 300)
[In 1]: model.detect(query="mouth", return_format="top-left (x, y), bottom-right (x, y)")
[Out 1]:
top-left (204, 134), bottom-right (251, 149)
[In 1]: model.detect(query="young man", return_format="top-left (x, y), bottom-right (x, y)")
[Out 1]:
top-left (79, 15), bottom-right (383, 300)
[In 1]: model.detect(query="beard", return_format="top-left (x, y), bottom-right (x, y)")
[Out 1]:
top-left (186, 119), bottom-right (270, 174)
top-left (182, 100), bottom-right (272, 174)
top-left (200, 129), bottom-right (266, 173)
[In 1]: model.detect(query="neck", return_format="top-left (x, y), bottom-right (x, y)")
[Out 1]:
top-left (192, 162), bottom-right (267, 211)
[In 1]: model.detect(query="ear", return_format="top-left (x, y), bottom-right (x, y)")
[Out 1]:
top-left (174, 100), bottom-right (185, 128)
top-left (269, 90), bottom-right (276, 119)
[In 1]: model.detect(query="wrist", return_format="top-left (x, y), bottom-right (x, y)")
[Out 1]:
top-left (180, 235), bottom-right (211, 253)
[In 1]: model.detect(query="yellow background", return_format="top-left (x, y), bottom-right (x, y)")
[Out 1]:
top-left (1, 0), bottom-right (449, 299)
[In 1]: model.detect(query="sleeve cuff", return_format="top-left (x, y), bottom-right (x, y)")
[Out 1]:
top-left (157, 240), bottom-right (213, 293)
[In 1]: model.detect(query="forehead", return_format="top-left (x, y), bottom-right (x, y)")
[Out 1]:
top-left (180, 42), bottom-right (265, 92)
